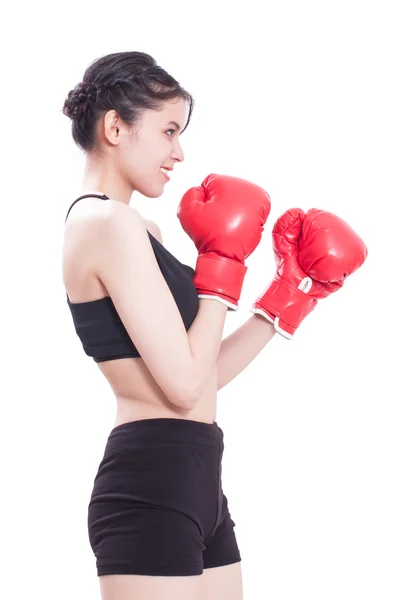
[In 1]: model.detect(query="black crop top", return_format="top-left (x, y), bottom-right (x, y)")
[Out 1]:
top-left (65, 193), bottom-right (199, 362)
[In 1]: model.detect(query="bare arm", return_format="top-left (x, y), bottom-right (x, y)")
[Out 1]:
top-left (93, 203), bottom-right (227, 410)
top-left (216, 314), bottom-right (276, 391)
top-left (188, 299), bottom-right (228, 399)
top-left (146, 217), bottom-right (227, 401)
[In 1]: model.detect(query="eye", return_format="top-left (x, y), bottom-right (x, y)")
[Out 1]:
top-left (166, 128), bottom-right (176, 137)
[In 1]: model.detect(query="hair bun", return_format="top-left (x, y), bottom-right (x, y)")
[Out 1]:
top-left (63, 81), bottom-right (100, 121)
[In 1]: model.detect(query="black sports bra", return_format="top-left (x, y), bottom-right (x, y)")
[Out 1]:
top-left (65, 194), bottom-right (199, 362)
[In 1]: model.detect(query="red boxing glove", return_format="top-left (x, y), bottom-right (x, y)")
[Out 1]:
top-left (177, 174), bottom-right (271, 310)
top-left (251, 208), bottom-right (368, 337)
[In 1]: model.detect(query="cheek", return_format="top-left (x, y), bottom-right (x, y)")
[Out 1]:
top-left (142, 138), bottom-right (165, 166)
top-left (128, 147), bottom-right (152, 174)
top-left (125, 136), bottom-right (168, 178)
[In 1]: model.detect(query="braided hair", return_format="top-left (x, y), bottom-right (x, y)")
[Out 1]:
top-left (62, 51), bottom-right (194, 153)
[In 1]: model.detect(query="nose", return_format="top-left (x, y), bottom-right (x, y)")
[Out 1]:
top-left (171, 138), bottom-right (184, 163)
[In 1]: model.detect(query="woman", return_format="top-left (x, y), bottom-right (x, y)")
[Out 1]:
top-left (62, 51), bottom-right (367, 600)
top-left (62, 50), bottom-right (272, 600)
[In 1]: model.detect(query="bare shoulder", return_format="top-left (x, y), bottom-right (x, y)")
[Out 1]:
top-left (63, 199), bottom-right (138, 276)
top-left (84, 200), bottom-right (163, 244)
top-left (108, 207), bottom-right (163, 243)
top-left (65, 198), bottom-right (145, 239)
top-left (143, 218), bottom-right (163, 244)
top-left (63, 199), bottom-right (163, 268)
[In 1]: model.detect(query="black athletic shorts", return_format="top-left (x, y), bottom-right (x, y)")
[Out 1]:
top-left (87, 418), bottom-right (241, 576)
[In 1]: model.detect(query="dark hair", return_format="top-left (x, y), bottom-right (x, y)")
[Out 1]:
top-left (62, 51), bottom-right (194, 153)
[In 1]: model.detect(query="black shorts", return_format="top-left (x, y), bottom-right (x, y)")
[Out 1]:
top-left (87, 418), bottom-right (241, 576)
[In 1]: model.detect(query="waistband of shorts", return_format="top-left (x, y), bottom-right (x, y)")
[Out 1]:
top-left (105, 418), bottom-right (223, 451)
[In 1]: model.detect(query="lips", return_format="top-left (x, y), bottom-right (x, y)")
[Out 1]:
top-left (160, 169), bottom-right (170, 182)
top-left (160, 166), bottom-right (172, 182)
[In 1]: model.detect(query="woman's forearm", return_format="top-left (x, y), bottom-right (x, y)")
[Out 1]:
top-left (216, 313), bottom-right (276, 391)
top-left (187, 298), bottom-right (228, 403)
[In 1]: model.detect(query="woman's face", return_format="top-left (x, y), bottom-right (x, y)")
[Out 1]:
top-left (118, 97), bottom-right (187, 198)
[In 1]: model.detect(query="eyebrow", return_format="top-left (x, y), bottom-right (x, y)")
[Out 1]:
top-left (167, 121), bottom-right (181, 131)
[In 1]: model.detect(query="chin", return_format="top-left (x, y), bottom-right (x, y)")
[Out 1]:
top-left (139, 184), bottom-right (165, 199)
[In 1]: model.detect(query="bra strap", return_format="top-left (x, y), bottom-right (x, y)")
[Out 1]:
top-left (65, 193), bottom-right (110, 223)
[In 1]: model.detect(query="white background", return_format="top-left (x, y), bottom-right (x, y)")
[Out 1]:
top-left (1, 1), bottom-right (399, 598)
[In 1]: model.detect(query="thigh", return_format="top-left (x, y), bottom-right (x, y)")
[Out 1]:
top-left (99, 573), bottom-right (203, 600)
top-left (201, 562), bottom-right (243, 600)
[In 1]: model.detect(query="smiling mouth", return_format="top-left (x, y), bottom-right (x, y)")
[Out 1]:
top-left (160, 168), bottom-right (170, 181)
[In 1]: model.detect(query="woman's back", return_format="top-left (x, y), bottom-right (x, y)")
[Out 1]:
top-left (62, 194), bottom-right (218, 426)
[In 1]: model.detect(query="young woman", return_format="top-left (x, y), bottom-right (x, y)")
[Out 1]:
top-left (62, 51), bottom-right (367, 600)
top-left (62, 50), bottom-right (272, 600)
